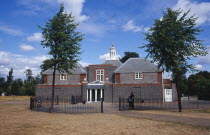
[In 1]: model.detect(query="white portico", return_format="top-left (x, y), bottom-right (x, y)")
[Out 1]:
top-left (87, 81), bottom-right (104, 102)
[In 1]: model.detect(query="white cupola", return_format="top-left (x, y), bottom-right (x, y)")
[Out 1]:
top-left (107, 43), bottom-right (119, 60)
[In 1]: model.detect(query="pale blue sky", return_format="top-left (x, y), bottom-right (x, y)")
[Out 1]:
top-left (0, 0), bottom-right (210, 79)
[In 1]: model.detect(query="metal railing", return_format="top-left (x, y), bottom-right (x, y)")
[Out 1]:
top-left (30, 96), bottom-right (103, 114)
top-left (119, 97), bottom-right (210, 111)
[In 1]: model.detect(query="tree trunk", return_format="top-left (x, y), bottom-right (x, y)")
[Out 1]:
top-left (51, 65), bottom-right (56, 112)
top-left (175, 76), bottom-right (182, 112)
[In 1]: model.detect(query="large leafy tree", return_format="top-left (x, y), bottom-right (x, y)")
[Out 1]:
top-left (120, 52), bottom-right (139, 63)
top-left (0, 77), bottom-right (5, 95)
top-left (188, 71), bottom-right (210, 100)
top-left (24, 69), bottom-right (33, 82)
top-left (9, 78), bottom-right (23, 97)
top-left (5, 68), bottom-right (13, 95)
top-left (39, 4), bottom-right (84, 111)
top-left (141, 8), bottom-right (207, 112)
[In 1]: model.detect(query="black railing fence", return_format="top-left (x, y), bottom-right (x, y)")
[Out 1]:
top-left (119, 97), bottom-right (210, 111)
top-left (30, 96), bottom-right (103, 114)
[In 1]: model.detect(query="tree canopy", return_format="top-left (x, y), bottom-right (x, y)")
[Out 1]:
top-left (188, 71), bottom-right (210, 100)
top-left (120, 52), bottom-right (139, 63)
top-left (141, 8), bottom-right (207, 112)
top-left (39, 4), bottom-right (84, 111)
top-left (39, 4), bottom-right (83, 74)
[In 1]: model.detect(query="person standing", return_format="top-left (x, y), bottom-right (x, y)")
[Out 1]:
top-left (128, 92), bottom-right (135, 110)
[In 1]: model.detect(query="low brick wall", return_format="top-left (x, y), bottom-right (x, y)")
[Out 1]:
top-left (36, 83), bottom-right (169, 103)
top-left (36, 85), bottom-right (82, 99)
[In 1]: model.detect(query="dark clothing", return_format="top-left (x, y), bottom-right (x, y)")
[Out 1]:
top-left (128, 94), bottom-right (134, 110)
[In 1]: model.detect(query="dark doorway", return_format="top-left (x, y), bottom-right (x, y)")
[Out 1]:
top-left (97, 89), bottom-right (101, 101)
top-left (92, 89), bottom-right (95, 101)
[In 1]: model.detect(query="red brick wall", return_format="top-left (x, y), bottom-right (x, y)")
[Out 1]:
top-left (44, 75), bottom-right (48, 84)
top-left (80, 74), bottom-right (86, 83)
top-left (115, 73), bottom-right (120, 83)
top-left (157, 72), bottom-right (162, 83)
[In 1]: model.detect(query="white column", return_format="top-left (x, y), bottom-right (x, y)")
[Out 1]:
top-left (90, 89), bottom-right (92, 102)
top-left (101, 89), bottom-right (103, 99)
top-left (95, 89), bottom-right (97, 102)
top-left (87, 89), bottom-right (88, 102)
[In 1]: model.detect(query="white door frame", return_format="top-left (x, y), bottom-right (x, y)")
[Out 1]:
top-left (87, 89), bottom-right (103, 102)
top-left (165, 89), bottom-right (172, 102)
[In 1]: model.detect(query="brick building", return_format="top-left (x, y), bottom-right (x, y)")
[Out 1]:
top-left (36, 45), bottom-right (177, 102)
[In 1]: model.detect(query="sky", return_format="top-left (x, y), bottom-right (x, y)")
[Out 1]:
top-left (0, 0), bottom-right (210, 79)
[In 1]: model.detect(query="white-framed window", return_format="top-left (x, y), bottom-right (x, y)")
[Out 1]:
top-left (135, 73), bottom-right (143, 79)
top-left (60, 74), bottom-right (67, 80)
top-left (96, 69), bottom-right (104, 82)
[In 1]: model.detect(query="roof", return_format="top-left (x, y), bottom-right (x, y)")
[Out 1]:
top-left (42, 63), bottom-right (86, 75)
top-left (103, 60), bottom-right (122, 67)
top-left (114, 58), bottom-right (162, 73)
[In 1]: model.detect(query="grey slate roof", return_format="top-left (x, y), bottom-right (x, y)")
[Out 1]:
top-left (114, 58), bottom-right (162, 73)
top-left (42, 63), bottom-right (86, 75)
top-left (103, 60), bottom-right (122, 67)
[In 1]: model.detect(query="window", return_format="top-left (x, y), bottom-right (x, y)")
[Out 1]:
top-left (60, 74), bottom-right (67, 80)
top-left (96, 69), bottom-right (104, 81)
top-left (135, 73), bottom-right (143, 79)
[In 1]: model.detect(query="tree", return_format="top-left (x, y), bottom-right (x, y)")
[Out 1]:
top-left (40, 59), bottom-right (54, 73)
top-left (120, 52), bottom-right (139, 63)
top-left (6, 68), bottom-right (13, 95)
top-left (9, 78), bottom-right (23, 96)
top-left (141, 8), bottom-right (207, 112)
top-left (188, 71), bottom-right (210, 100)
top-left (21, 81), bottom-right (35, 96)
top-left (39, 4), bottom-right (84, 111)
top-left (0, 77), bottom-right (5, 95)
top-left (24, 69), bottom-right (33, 82)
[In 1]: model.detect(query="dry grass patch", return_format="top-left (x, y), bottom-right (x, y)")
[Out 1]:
top-left (0, 96), bottom-right (30, 101)
top-left (0, 98), bottom-right (209, 135)
top-left (134, 110), bottom-right (210, 119)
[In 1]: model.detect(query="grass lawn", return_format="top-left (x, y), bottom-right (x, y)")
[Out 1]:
top-left (0, 96), bottom-right (209, 135)
top-left (0, 96), bottom-right (30, 101)
top-left (135, 109), bottom-right (210, 120)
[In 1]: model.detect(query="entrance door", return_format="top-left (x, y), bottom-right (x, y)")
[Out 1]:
top-left (97, 89), bottom-right (101, 101)
top-left (87, 89), bottom-right (104, 102)
top-left (92, 89), bottom-right (95, 101)
top-left (165, 89), bottom-right (172, 102)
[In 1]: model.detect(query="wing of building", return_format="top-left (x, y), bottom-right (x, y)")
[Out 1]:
top-left (36, 45), bottom-right (177, 102)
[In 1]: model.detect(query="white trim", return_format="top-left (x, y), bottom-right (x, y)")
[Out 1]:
top-left (60, 74), bottom-right (67, 80)
top-left (96, 69), bottom-right (104, 82)
top-left (101, 89), bottom-right (102, 99)
top-left (90, 89), bottom-right (92, 102)
top-left (135, 73), bottom-right (143, 79)
top-left (87, 90), bottom-right (89, 102)
top-left (95, 89), bottom-right (97, 102)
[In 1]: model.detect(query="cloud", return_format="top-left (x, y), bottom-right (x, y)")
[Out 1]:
top-left (99, 53), bottom-right (121, 60)
top-left (122, 20), bottom-right (148, 32)
top-left (197, 47), bottom-right (210, 64)
top-left (19, 44), bottom-right (35, 51)
top-left (27, 32), bottom-right (43, 42)
top-left (78, 22), bottom-right (108, 36)
top-left (99, 53), bottom-right (110, 60)
top-left (0, 25), bottom-right (24, 36)
top-left (58, 0), bottom-right (89, 23)
top-left (195, 64), bottom-right (203, 70)
top-left (79, 61), bottom-right (91, 67)
top-left (172, 0), bottom-right (210, 25)
top-left (0, 51), bottom-right (48, 78)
